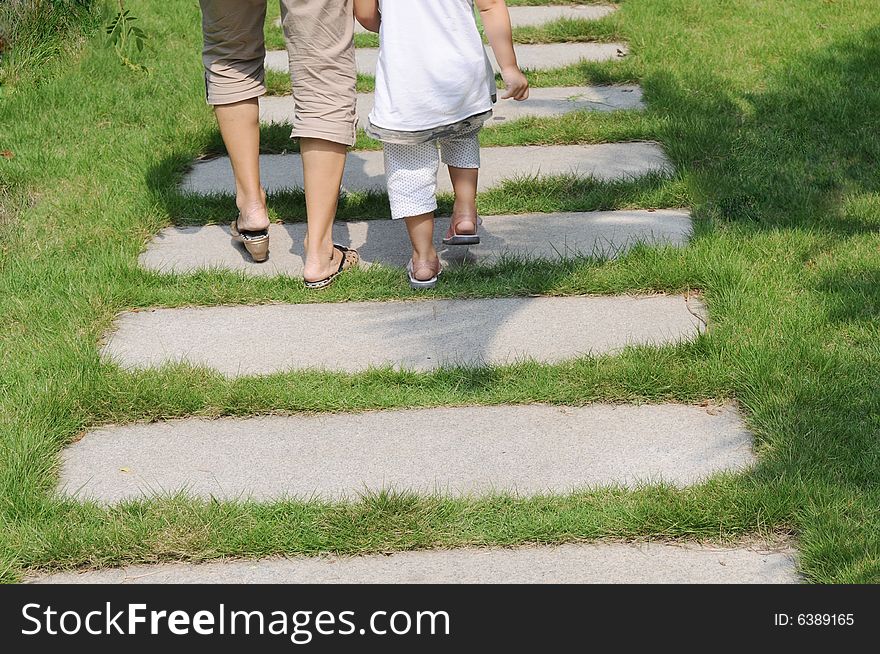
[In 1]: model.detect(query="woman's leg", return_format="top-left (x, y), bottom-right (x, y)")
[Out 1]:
top-left (282, 0), bottom-right (359, 282)
top-left (214, 99), bottom-right (269, 231)
top-left (200, 0), bottom-right (270, 232)
top-left (384, 141), bottom-right (440, 278)
top-left (300, 138), bottom-right (348, 282)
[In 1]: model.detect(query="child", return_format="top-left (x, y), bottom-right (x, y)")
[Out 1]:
top-left (354, 0), bottom-right (529, 288)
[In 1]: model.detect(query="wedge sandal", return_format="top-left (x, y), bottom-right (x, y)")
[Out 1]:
top-left (231, 218), bottom-right (270, 263)
top-left (303, 244), bottom-right (360, 290)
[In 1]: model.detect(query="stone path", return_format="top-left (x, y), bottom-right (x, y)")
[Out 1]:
top-left (182, 143), bottom-right (672, 196)
top-left (60, 404), bottom-right (752, 503)
top-left (32, 543), bottom-right (798, 584)
top-left (259, 86), bottom-right (645, 127)
top-left (102, 295), bottom-right (706, 376)
top-left (265, 43), bottom-right (627, 77)
top-left (141, 209), bottom-right (692, 277)
top-left (499, 4), bottom-right (618, 28)
top-left (276, 4), bottom-right (619, 34)
top-left (45, 9), bottom-right (796, 585)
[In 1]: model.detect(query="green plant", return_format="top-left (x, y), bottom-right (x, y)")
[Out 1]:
top-left (105, 1), bottom-right (147, 71)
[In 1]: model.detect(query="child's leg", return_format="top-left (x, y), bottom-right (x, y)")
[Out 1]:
top-left (383, 140), bottom-right (441, 279)
top-left (403, 212), bottom-right (437, 280)
top-left (441, 129), bottom-right (481, 237)
top-left (448, 167), bottom-right (478, 235)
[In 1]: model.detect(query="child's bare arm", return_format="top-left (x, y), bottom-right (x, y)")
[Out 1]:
top-left (475, 0), bottom-right (529, 100)
top-left (354, 0), bottom-right (381, 33)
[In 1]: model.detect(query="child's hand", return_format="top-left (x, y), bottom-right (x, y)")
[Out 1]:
top-left (500, 66), bottom-right (529, 101)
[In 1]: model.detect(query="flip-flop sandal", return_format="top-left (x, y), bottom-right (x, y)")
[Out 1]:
top-left (442, 215), bottom-right (482, 246)
top-left (406, 258), bottom-right (442, 290)
top-left (231, 218), bottom-right (270, 263)
top-left (303, 244), bottom-right (360, 290)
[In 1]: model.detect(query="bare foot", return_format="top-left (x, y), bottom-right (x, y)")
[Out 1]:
top-left (446, 211), bottom-right (478, 239)
top-left (302, 246), bottom-right (344, 283)
top-left (236, 188), bottom-right (270, 232)
top-left (410, 256), bottom-right (441, 281)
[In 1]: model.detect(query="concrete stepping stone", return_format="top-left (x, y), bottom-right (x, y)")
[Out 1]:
top-left (140, 210), bottom-right (692, 278)
top-left (101, 295), bottom-right (706, 376)
top-left (265, 42), bottom-right (627, 76)
top-left (276, 5), bottom-right (618, 32)
top-left (181, 143), bottom-right (672, 196)
top-left (503, 4), bottom-right (618, 27)
top-left (486, 42), bottom-right (627, 72)
top-left (30, 543), bottom-right (798, 584)
top-left (58, 404), bottom-right (753, 503)
top-left (260, 86), bottom-right (645, 128)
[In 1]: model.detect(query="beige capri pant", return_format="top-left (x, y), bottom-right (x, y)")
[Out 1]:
top-left (199, 0), bottom-right (357, 146)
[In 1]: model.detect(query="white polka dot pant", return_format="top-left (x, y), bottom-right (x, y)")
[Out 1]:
top-left (383, 129), bottom-right (481, 220)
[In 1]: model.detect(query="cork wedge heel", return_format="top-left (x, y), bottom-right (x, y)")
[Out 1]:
top-left (231, 218), bottom-right (270, 263)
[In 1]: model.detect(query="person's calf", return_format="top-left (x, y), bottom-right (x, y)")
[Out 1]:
top-left (404, 212), bottom-right (439, 280)
top-left (448, 166), bottom-right (479, 235)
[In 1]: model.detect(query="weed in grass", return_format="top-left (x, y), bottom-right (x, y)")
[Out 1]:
top-left (104, 2), bottom-right (149, 72)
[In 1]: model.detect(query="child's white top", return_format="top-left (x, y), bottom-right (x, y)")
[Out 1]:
top-left (370, 0), bottom-right (495, 132)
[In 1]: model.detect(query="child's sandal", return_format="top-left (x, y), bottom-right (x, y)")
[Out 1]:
top-left (443, 215), bottom-right (482, 246)
top-left (407, 258), bottom-right (442, 290)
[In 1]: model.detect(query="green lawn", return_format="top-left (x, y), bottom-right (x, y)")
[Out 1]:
top-left (263, 0), bottom-right (623, 50)
top-left (263, 1), bottom-right (630, 93)
top-left (1, 0), bottom-right (878, 583)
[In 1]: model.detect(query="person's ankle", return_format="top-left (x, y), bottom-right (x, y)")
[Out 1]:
top-left (410, 254), bottom-right (440, 281)
top-left (411, 247), bottom-right (438, 263)
top-left (237, 208), bottom-right (269, 230)
top-left (302, 246), bottom-right (340, 282)
top-left (452, 199), bottom-right (477, 218)
top-left (304, 236), bottom-right (334, 258)
top-left (236, 190), bottom-right (268, 225)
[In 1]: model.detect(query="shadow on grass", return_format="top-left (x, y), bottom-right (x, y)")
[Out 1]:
top-left (649, 27), bottom-right (880, 234)
top-left (817, 269), bottom-right (880, 326)
top-left (641, 28), bottom-right (880, 578)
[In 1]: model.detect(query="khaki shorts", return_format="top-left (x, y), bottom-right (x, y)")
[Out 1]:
top-left (199, 0), bottom-right (357, 146)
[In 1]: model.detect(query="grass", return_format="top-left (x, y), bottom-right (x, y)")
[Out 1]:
top-left (166, 173), bottom-right (685, 226)
top-left (263, 0), bottom-right (623, 50)
top-left (1, 0), bottom-right (879, 583)
top-left (205, 107), bottom-right (660, 155)
top-left (262, 2), bottom-right (631, 94)
top-left (0, 0), bottom-right (102, 90)
top-left (266, 59), bottom-right (637, 96)
top-left (267, 18), bottom-right (621, 51)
